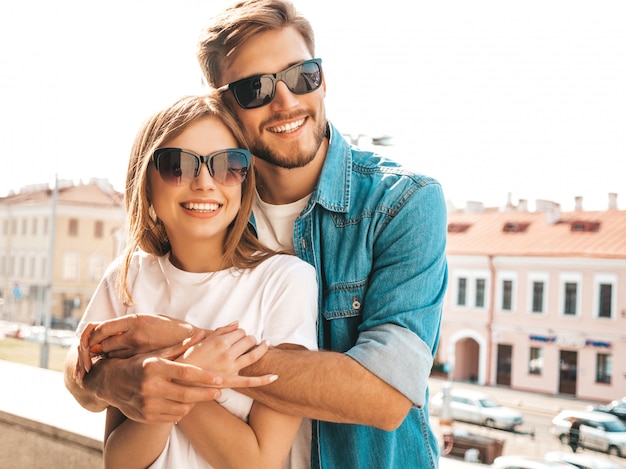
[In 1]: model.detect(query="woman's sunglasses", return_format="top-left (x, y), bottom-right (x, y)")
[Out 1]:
top-left (152, 148), bottom-right (250, 186)
top-left (218, 58), bottom-right (323, 109)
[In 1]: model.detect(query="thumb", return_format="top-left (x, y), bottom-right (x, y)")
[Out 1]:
top-left (159, 330), bottom-right (206, 361)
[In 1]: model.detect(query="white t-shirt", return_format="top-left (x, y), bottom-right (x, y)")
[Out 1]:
top-left (252, 190), bottom-right (310, 253)
top-left (78, 250), bottom-right (318, 469)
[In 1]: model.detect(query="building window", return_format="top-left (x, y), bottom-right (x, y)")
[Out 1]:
top-left (62, 252), bottom-right (80, 281)
top-left (528, 347), bottom-right (543, 375)
top-left (598, 283), bottom-right (612, 319)
top-left (456, 277), bottom-right (467, 306)
top-left (18, 255), bottom-right (25, 277)
top-left (29, 256), bottom-right (36, 278)
top-left (21, 219), bottom-right (27, 236)
top-left (475, 278), bottom-right (486, 308)
top-left (32, 218), bottom-right (38, 236)
top-left (596, 353), bottom-right (612, 384)
top-left (502, 280), bottom-right (513, 311)
top-left (88, 255), bottom-right (106, 281)
top-left (43, 218), bottom-right (49, 236)
top-left (94, 220), bottom-right (104, 238)
top-left (564, 282), bottom-right (578, 316)
top-left (68, 218), bottom-right (79, 237)
top-left (531, 281), bottom-right (544, 313)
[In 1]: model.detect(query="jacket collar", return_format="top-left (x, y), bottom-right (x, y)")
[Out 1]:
top-left (309, 122), bottom-right (351, 214)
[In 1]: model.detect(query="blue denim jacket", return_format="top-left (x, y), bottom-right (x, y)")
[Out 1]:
top-left (254, 123), bottom-right (448, 468)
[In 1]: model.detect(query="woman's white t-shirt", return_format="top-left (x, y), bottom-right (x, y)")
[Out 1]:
top-left (78, 250), bottom-right (318, 469)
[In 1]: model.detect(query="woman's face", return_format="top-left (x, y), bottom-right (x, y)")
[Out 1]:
top-left (148, 116), bottom-right (243, 269)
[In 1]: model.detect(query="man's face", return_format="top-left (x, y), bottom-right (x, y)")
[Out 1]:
top-left (219, 26), bottom-right (327, 170)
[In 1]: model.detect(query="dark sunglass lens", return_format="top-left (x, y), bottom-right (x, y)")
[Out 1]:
top-left (234, 76), bottom-right (274, 109)
top-left (157, 150), bottom-right (197, 185)
top-left (210, 151), bottom-right (249, 185)
top-left (287, 61), bottom-right (322, 94)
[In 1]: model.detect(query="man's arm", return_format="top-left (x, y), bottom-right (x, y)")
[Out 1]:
top-left (242, 347), bottom-right (412, 431)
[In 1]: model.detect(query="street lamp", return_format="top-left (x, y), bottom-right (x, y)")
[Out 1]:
top-left (40, 175), bottom-right (58, 368)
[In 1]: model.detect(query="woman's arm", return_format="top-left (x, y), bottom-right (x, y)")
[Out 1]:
top-left (103, 406), bottom-right (174, 469)
top-left (179, 399), bottom-right (301, 469)
top-left (175, 336), bottom-right (304, 468)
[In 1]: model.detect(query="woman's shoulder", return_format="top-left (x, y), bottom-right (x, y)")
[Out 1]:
top-left (255, 253), bottom-right (316, 277)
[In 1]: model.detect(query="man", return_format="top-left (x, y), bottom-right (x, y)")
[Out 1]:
top-left (65, 1), bottom-right (448, 467)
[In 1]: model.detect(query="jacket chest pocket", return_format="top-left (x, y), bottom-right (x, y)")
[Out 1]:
top-left (321, 283), bottom-right (366, 351)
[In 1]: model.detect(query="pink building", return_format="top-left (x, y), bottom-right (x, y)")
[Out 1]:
top-left (438, 194), bottom-right (626, 402)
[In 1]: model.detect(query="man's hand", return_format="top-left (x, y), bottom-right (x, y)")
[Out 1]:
top-left (83, 353), bottom-right (224, 423)
top-left (77, 314), bottom-right (204, 372)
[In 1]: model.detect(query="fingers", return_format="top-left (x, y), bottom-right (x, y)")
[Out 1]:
top-left (234, 339), bottom-right (269, 370)
top-left (156, 330), bottom-right (207, 361)
top-left (211, 321), bottom-right (239, 336)
top-left (158, 359), bottom-right (224, 388)
top-left (77, 322), bottom-right (99, 373)
top-left (223, 373), bottom-right (279, 389)
top-left (87, 316), bottom-right (132, 348)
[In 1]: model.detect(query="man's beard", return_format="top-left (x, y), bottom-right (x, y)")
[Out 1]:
top-left (249, 118), bottom-right (327, 169)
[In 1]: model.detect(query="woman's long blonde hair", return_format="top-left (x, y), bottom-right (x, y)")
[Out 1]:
top-left (118, 92), bottom-right (276, 305)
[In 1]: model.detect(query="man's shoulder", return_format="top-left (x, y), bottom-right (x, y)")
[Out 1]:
top-left (350, 148), bottom-right (440, 188)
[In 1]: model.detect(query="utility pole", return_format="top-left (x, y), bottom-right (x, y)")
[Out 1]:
top-left (40, 175), bottom-right (58, 368)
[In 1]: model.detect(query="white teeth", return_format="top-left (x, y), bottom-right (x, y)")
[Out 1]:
top-left (183, 202), bottom-right (219, 211)
top-left (269, 118), bottom-right (305, 133)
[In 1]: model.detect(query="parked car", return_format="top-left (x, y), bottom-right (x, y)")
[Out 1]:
top-left (544, 450), bottom-right (624, 469)
top-left (550, 410), bottom-right (626, 457)
top-left (491, 455), bottom-right (576, 469)
top-left (429, 388), bottom-right (524, 430)
top-left (588, 398), bottom-right (626, 423)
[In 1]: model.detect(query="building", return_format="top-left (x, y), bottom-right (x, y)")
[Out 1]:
top-left (0, 180), bottom-right (125, 327)
top-left (438, 194), bottom-right (626, 402)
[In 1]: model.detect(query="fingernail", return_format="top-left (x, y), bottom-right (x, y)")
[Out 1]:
top-left (90, 344), bottom-right (103, 354)
top-left (269, 374), bottom-right (279, 383)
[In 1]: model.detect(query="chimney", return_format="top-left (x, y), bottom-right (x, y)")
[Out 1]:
top-left (517, 199), bottom-right (528, 212)
top-left (574, 196), bottom-right (583, 211)
top-left (545, 202), bottom-right (562, 225)
top-left (465, 201), bottom-right (484, 213)
top-left (608, 192), bottom-right (618, 210)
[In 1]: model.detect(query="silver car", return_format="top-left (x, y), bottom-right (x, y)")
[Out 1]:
top-left (429, 388), bottom-right (524, 430)
top-left (550, 410), bottom-right (626, 457)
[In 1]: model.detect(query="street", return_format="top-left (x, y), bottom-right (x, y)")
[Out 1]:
top-left (428, 377), bottom-right (626, 466)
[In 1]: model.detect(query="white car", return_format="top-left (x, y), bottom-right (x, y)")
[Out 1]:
top-left (491, 455), bottom-right (576, 469)
top-left (544, 450), bottom-right (624, 469)
top-left (429, 388), bottom-right (524, 430)
top-left (550, 410), bottom-right (626, 457)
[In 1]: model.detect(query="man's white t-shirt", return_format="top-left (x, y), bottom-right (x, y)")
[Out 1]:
top-left (78, 251), bottom-right (318, 469)
top-left (252, 190), bottom-right (310, 253)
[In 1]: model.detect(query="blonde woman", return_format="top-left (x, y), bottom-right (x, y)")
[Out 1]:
top-left (71, 93), bottom-right (317, 469)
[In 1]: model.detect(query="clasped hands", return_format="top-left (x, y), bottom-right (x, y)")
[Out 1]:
top-left (72, 314), bottom-right (275, 423)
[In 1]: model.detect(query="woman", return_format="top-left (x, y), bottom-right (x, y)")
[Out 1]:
top-left (75, 93), bottom-right (317, 469)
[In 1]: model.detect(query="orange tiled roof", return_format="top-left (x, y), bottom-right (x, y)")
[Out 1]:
top-left (446, 208), bottom-right (626, 259)
top-left (1, 182), bottom-right (123, 207)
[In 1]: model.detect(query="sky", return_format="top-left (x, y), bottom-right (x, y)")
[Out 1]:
top-left (1, 0), bottom-right (625, 212)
